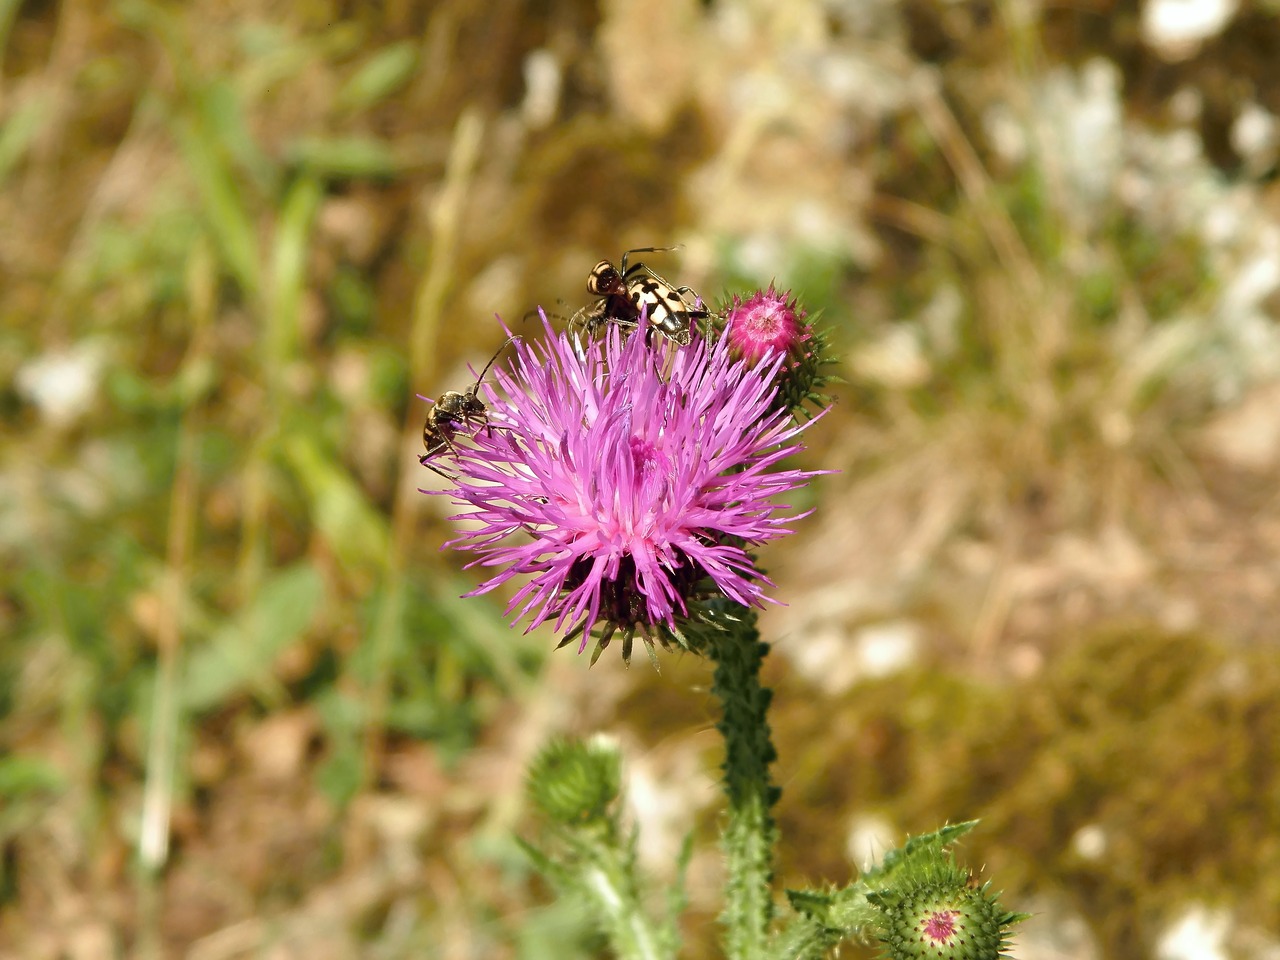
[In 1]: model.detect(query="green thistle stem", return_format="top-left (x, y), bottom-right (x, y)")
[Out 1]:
top-left (708, 606), bottom-right (779, 959)
top-left (581, 858), bottom-right (667, 960)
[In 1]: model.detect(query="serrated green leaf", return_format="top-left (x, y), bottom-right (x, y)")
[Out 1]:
top-left (862, 820), bottom-right (979, 886)
top-left (786, 888), bottom-right (838, 924)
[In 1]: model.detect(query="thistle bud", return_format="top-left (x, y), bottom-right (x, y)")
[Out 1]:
top-left (526, 736), bottom-right (622, 825)
top-left (720, 285), bottom-right (832, 418)
top-left (874, 877), bottom-right (1023, 960)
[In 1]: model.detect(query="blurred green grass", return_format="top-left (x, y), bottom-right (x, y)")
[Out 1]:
top-left (4, 1), bottom-right (1280, 958)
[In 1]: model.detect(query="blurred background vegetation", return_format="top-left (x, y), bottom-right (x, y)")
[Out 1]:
top-left (4, 1), bottom-right (1280, 958)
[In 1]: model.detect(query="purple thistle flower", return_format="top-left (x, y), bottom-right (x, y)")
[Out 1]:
top-left (425, 316), bottom-right (825, 664)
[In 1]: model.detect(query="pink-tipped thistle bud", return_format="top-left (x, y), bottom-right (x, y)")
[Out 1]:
top-left (875, 880), bottom-right (1022, 960)
top-left (721, 285), bottom-right (832, 418)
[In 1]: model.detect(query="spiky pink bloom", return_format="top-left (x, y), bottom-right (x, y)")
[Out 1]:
top-left (426, 317), bottom-right (824, 657)
top-left (921, 910), bottom-right (960, 945)
top-left (722, 284), bottom-right (810, 367)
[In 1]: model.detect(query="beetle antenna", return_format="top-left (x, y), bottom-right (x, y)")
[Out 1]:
top-left (476, 335), bottom-right (519, 383)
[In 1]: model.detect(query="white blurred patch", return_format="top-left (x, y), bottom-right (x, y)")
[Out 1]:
top-left (353, 794), bottom-right (431, 881)
top-left (1160, 595), bottom-right (1201, 634)
top-left (1062, 59), bottom-right (1123, 205)
top-left (985, 103), bottom-right (1028, 164)
top-left (1038, 60), bottom-right (1124, 212)
top-left (599, 0), bottom-right (700, 132)
top-left (1232, 102), bottom-right (1278, 174)
top-left (1142, 0), bottom-right (1238, 61)
top-left (844, 813), bottom-right (896, 871)
top-left (709, 1), bottom-right (751, 46)
top-left (1156, 905), bottom-right (1230, 960)
top-left (788, 621), bottom-right (858, 695)
top-left (16, 341), bottom-right (105, 428)
top-left (1014, 895), bottom-right (1102, 960)
top-left (854, 621), bottom-right (920, 678)
top-left (1008, 643), bottom-right (1044, 680)
top-left (521, 49), bottom-right (562, 130)
top-left (1221, 238), bottom-right (1280, 323)
top-left (1168, 86), bottom-right (1203, 124)
top-left (790, 199), bottom-right (849, 252)
top-left (986, 59), bottom-right (1123, 216)
top-left (626, 741), bottom-right (716, 875)
top-left (789, 620), bottom-right (921, 695)
top-left (1069, 823), bottom-right (1107, 861)
top-left (732, 232), bottom-right (786, 280)
top-left (919, 284), bottom-right (963, 361)
top-left (850, 325), bottom-right (930, 390)
top-left (329, 347), bottom-right (370, 404)
top-left (815, 50), bottom-right (916, 117)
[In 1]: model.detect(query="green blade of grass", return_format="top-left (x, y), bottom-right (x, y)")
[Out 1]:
top-left (267, 172), bottom-right (323, 368)
top-left (0, 90), bottom-right (52, 185)
top-left (287, 136), bottom-right (400, 180)
top-left (337, 40), bottom-right (419, 112)
top-left (281, 431), bottom-right (392, 577)
top-left (183, 563), bottom-right (325, 712)
top-left (175, 109), bottom-right (263, 302)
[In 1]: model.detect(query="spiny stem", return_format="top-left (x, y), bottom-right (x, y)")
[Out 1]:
top-left (582, 860), bottom-right (667, 960)
top-left (709, 608), bottom-right (779, 959)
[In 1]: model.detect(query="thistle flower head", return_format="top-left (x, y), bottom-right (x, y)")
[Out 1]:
top-left (876, 880), bottom-right (1019, 960)
top-left (722, 283), bottom-right (811, 366)
top-left (526, 736), bottom-right (622, 825)
top-left (870, 861), bottom-right (1024, 960)
top-left (424, 315), bottom-right (824, 664)
top-left (721, 284), bottom-right (832, 418)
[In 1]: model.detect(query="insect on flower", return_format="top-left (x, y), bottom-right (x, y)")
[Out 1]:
top-left (429, 317), bottom-right (827, 664)
top-left (571, 246), bottom-right (710, 347)
top-left (419, 336), bottom-right (519, 480)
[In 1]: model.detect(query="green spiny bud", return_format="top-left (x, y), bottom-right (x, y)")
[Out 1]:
top-left (526, 736), bottom-right (622, 825)
top-left (875, 878), bottom-right (1022, 960)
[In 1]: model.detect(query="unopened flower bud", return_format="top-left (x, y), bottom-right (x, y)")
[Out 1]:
top-left (526, 736), bottom-right (622, 825)
top-left (875, 879), bottom-right (1021, 960)
top-left (721, 285), bottom-right (832, 418)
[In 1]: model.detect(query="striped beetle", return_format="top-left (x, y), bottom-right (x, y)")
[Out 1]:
top-left (419, 337), bottom-right (518, 480)
top-left (571, 247), bottom-right (709, 347)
